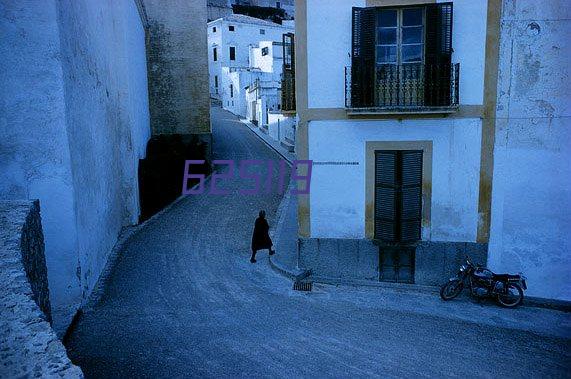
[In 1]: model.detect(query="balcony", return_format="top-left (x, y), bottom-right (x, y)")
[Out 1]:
top-left (345, 63), bottom-right (459, 115)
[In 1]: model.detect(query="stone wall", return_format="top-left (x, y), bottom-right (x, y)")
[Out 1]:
top-left (143, 0), bottom-right (212, 136)
top-left (299, 238), bottom-right (487, 286)
top-left (0, 200), bottom-right (82, 378)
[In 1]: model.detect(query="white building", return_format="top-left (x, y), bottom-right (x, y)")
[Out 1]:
top-left (295, 0), bottom-right (570, 301)
top-left (207, 14), bottom-right (293, 101)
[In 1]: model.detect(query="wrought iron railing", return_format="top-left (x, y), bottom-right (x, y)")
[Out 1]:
top-left (281, 71), bottom-right (296, 112)
top-left (345, 63), bottom-right (459, 110)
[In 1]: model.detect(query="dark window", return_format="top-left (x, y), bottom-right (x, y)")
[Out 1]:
top-left (350, 4), bottom-right (456, 108)
top-left (261, 47), bottom-right (269, 56)
top-left (230, 84), bottom-right (234, 98)
top-left (213, 47), bottom-right (217, 61)
top-left (213, 27), bottom-right (217, 32)
top-left (229, 46), bottom-right (236, 61)
top-left (276, 1), bottom-right (281, 9)
top-left (374, 150), bottom-right (422, 243)
top-left (214, 75), bottom-right (218, 88)
top-left (260, 29), bottom-right (266, 35)
top-left (229, 25), bottom-right (235, 31)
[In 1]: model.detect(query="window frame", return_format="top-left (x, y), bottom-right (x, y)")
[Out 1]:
top-left (376, 7), bottom-right (426, 66)
top-left (229, 46), bottom-right (236, 61)
top-left (212, 26), bottom-right (216, 33)
top-left (260, 29), bottom-right (266, 35)
top-left (229, 25), bottom-right (235, 32)
top-left (213, 47), bottom-right (217, 62)
top-left (261, 47), bottom-right (269, 56)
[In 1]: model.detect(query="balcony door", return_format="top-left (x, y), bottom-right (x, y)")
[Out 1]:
top-left (376, 8), bottom-right (425, 107)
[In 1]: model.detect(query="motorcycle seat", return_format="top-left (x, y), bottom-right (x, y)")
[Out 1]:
top-left (492, 273), bottom-right (520, 281)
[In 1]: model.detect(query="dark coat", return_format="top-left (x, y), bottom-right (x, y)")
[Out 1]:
top-left (251, 217), bottom-right (273, 251)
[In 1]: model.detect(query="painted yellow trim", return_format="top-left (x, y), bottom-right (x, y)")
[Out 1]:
top-left (295, 0), bottom-right (310, 237)
top-left (365, 141), bottom-right (433, 239)
top-left (476, 0), bottom-right (502, 243)
top-left (303, 105), bottom-right (483, 121)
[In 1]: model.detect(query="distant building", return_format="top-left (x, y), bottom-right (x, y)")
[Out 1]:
top-left (295, 0), bottom-right (570, 301)
top-left (249, 0), bottom-right (295, 18)
top-left (207, 0), bottom-right (233, 22)
top-left (207, 14), bottom-right (293, 101)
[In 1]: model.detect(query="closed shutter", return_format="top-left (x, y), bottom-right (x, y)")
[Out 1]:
top-left (351, 7), bottom-right (376, 108)
top-left (424, 3), bottom-right (453, 106)
top-left (400, 151), bottom-right (423, 242)
top-left (375, 150), bottom-right (423, 243)
top-left (375, 151), bottom-right (397, 242)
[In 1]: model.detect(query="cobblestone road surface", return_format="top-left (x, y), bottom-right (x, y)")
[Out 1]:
top-left (65, 107), bottom-right (571, 378)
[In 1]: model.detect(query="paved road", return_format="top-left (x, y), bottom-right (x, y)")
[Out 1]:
top-left (65, 107), bottom-right (571, 378)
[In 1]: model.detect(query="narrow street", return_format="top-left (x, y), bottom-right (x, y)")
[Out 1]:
top-left (65, 107), bottom-right (570, 378)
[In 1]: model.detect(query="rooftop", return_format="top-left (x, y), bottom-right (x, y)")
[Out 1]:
top-left (208, 14), bottom-right (293, 28)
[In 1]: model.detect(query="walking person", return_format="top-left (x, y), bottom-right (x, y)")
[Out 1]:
top-left (250, 210), bottom-right (275, 263)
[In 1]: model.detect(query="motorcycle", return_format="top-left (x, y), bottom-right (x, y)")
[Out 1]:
top-left (440, 256), bottom-right (527, 307)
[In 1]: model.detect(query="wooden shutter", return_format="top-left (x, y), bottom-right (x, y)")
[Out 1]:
top-left (375, 150), bottom-right (423, 244)
top-left (400, 151), bottom-right (423, 243)
top-left (351, 7), bottom-right (376, 108)
top-left (424, 3), bottom-right (453, 106)
top-left (375, 151), bottom-right (397, 242)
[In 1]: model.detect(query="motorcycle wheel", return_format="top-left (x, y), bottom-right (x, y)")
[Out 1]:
top-left (497, 283), bottom-right (523, 308)
top-left (440, 279), bottom-right (463, 300)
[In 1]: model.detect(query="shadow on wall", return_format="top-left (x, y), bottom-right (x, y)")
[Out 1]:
top-left (138, 134), bottom-right (212, 221)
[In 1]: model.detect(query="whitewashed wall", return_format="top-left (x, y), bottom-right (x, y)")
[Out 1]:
top-left (308, 118), bottom-right (482, 242)
top-left (0, 0), bottom-right (150, 332)
top-left (207, 17), bottom-right (292, 97)
top-left (306, 0), bottom-right (488, 108)
top-left (488, 0), bottom-right (571, 301)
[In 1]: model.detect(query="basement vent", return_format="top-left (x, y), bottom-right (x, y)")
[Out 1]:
top-left (293, 281), bottom-right (313, 292)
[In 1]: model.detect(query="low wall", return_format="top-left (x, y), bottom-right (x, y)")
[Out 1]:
top-left (0, 200), bottom-right (82, 377)
top-left (298, 238), bottom-right (488, 286)
top-left (268, 112), bottom-right (296, 144)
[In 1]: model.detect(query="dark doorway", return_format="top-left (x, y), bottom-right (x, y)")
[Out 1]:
top-left (375, 149), bottom-right (422, 283)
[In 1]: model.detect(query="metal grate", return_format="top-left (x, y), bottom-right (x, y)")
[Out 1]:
top-left (346, 63), bottom-right (459, 109)
top-left (293, 281), bottom-right (313, 292)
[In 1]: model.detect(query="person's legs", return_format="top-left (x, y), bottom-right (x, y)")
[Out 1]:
top-left (250, 248), bottom-right (257, 263)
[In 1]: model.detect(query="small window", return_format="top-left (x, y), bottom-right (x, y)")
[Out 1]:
top-left (230, 84), bottom-right (234, 98)
top-left (276, 1), bottom-right (281, 9)
top-left (229, 46), bottom-right (236, 61)
top-left (213, 27), bottom-right (217, 33)
top-left (229, 25), bottom-right (235, 31)
top-left (213, 47), bottom-right (217, 62)
top-left (261, 47), bottom-right (269, 56)
top-left (214, 75), bottom-right (218, 88)
top-left (260, 29), bottom-right (265, 35)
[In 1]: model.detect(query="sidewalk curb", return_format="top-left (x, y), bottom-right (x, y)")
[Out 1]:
top-left (239, 118), bottom-right (295, 165)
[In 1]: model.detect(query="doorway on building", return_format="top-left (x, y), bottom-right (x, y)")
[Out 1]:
top-left (251, 101), bottom-right (258, 126)
top-left (374, 149), bottom-right (422, 283)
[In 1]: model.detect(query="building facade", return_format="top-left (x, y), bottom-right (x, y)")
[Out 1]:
top-left (207, 14), bottom-right (294, 101)
top-left (295, 0), bottom-right (570, 301)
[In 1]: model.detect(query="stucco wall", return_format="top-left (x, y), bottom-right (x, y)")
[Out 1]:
top-left (145, 0), bottom-right (211, 135)
top-left (56, 0), bottom-right (151, 325)
top-left (0, 200), bottom-right (82, 378)
top-left (1, 0), bottom-right (151, 332)
top-left (488, 0), bottom-right (571, 300)
top-left (306, 0), bottom-right (488, 108)
top-left (308, 118), bottom-right (482, 242)
top-left (207, 17), bottom-right (293, 99)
